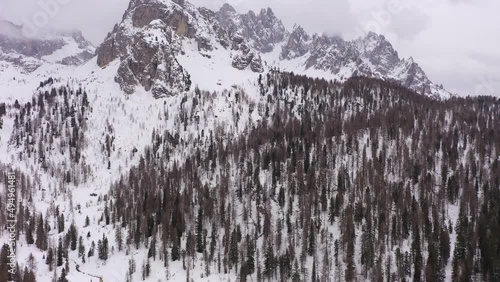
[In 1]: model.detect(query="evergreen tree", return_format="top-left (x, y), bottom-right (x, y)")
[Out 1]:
top-left (98, 234), bottom-right (109, 261)
top-left (312, 260), bottom-right (317, 282)
top-left (26, 221), bottom-right (34, 245)
top-left (57, 238), bottom-right (63, 267)
top-left (88, 241), bottom-right (95, 258)
top-left (308, 221), bottom-right (315, 256)
top-left (452, 204), bottom-right (470, 281)
top-left (412, 228), bottom-right (422, 282)
top-left (425, 242), bottom-right (442, 282)
top-left (329, 197), bottom-right (335, 224)
top-left (148, 234), bottom-right (156, 260)
top-left (58, 214), bottom-right (65, 233)
top-left (196, 208), bottom-right (204, 253)
top-left (46, 247), bottom-right (54, 271)
top-left (229, 228), bottom-right (239, 269)
top-left (171, 233), bottom-right (180, 261)
top-left (57, 267), bottom-right (68, 282)
top-left (241, 236), bottom-right (255, 278)
top-left (97, 239), bottom-right (102, 260)
top-left (439, 228), bottom-right (450, 267)
top-left (361, 222), bottom-right (374, 272)
top-left (22, 266), bottom-right (36, 282)
top-left (115, 225), bottom-right (123, 252)
top-left (69, 223), bottom-right (77, 251)
top-left (78, 236), bottom-right (85, 258)
top-left (104, 203), bottom-right (110, 225)
top-left (292, 260), bottom-right (301, 282)
top-left (264, 244), bottom-right (275, 279)
top-left (36, 214), bottom-right (47, 250)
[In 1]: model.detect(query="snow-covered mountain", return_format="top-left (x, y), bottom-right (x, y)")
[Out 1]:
top-left (0, 0), bottom-right (450, 100)
top-left (0, 19), bottom-right (95, 104)
top-left (4, 1), bottom-right (498, 282)
top-left (95, 0), bottom-right (450, 99)
top-left (279, 28), bottom-right (450, 98)
top-left (0, 20), bottom-right (94, 71)
top-left (96, 0), bottom-right (270, 97)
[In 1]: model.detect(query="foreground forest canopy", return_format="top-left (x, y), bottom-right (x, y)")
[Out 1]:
top-left (1, 72), bottom-right (500, 282)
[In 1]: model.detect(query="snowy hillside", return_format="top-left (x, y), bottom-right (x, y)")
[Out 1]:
top-left (0, 19), bottom-right (95, 104)
top-left (0, 1), bottom-right (499, 282)
top-left (94, 0), bottom-right (450, 100)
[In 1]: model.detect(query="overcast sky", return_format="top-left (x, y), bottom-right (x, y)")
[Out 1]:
top-left (0, 0), bottom-right (499, 97)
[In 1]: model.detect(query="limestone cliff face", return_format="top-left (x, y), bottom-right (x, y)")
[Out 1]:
top-left (96, 0), bottom-right (194, 97)
top-left (96, 0), bottom-right (270, 97)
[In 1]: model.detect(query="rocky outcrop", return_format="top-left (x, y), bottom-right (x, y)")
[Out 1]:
top-left (96, 29), bottom-right (128, 68)
top-left (97, 18), bottom-right (190, 97)
top-left (216, 4), bottom-right (288, 53)
top-left (230, 33), bottom-right (264, 73)
top-left (356, 32), bottom-right (400, 76)
top-left (132, 5), bottom-right (161, 28)
top-left (280, 25), bottom-right (310, 60)
top-left (60, 50), bottom-right (94, 66)
top-left (250, 55), bottom-right (264, 73)
top-left (232, 51), bottom-right (264, 73)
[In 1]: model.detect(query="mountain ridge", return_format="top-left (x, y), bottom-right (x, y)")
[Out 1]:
top-left (94, 0), bottom-right (451, 99)
top-left (0, 1), bottom-right (451, 99)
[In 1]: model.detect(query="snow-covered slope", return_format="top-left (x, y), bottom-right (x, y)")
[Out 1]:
top-left (2, 64), bottom-right (494, 281)
top-left (0, 20), bottom-right (95, 103)
top-left (3, 1), bottom-right (492, 282)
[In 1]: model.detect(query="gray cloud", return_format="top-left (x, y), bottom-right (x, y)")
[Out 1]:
top-left (469, 52), bottom-right (500, 67)
top-left (386, 9), bottom-right (431, 40)
top-left (0, 0), bottom-right (130, 44)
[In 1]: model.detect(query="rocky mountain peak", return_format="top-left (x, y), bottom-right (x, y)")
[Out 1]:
top-left (359, 32), bottom-right (396, 55)
top-left (96, 0), bottom-right (290, 96)
top-left (278, 26), bottom-right (449, 97)
top-left (219, 3), bottom-right (237, 15)
top-left (259, 7), bottom-right (276, 18)
top-left (216, 5), bottom-right (288, 53)
top-left (280, 25), bottom-right (311, 60)
top-left (96, 0), bottom-right (197, 97)
top-left (355, 32), bottom-right (400, 76)
top-left (93, 0), bottom-right (449, 99)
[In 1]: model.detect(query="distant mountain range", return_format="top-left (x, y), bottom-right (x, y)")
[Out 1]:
top-left (1, 0), bottom-right (451, 99)
top-left (0, 20), bottom-right (94, 73)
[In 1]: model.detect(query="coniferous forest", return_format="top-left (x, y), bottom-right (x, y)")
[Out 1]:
top-left (1, 72), bottom-right (500, 282)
